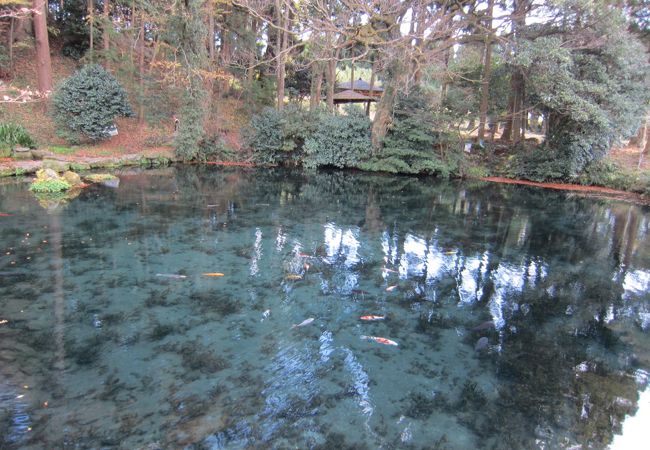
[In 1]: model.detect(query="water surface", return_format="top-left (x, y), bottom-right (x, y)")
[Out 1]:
top-left (1, 167), bottom-right (649, 449)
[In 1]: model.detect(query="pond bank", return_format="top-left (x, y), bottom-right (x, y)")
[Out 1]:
top-left (480, 176), bottom-right (650, 205)
top-left (0, 150), bottom-right (176, 178)
top-left (2, 153), bottom-right (648, 205)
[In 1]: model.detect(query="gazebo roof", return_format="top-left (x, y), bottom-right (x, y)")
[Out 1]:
top-left (336, 79), bottom-right (383, 92)
top-left (332, 89), bottom-right (375, 103)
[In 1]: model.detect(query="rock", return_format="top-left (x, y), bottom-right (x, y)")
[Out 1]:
top-left (62, 171), bottom-right (83, 187)
top-left (42, 159), bottom-right (70, 173)
top-left (30, 149), bottom-right (55, 160)
top-left (474, 336), bottom-right (489, 351)
top-left (84, 173), bottom-right (120, 188)
top-left (37, 168), bottom-right (61, 181)
top-left (12, 147), bottom-right (32, 160)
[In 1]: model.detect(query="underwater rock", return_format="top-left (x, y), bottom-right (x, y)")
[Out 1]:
top-left (84, 173), bottom-right (120, 188)
top-left (475, 337), bottom-right (489, 351)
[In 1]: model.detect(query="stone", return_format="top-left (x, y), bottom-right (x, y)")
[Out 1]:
top-left (30, 149), bottom-right (55, 160)
top-left (12, 147), bottom-right (32, 160)
top-left (42, 159), bottom-right (70, 173)
top-left (37, 168), bottom-right (61, 181)
top-left (62, 171), bottom-right (82, 187)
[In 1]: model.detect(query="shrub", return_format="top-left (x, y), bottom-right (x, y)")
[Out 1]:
top-left (243, 105), bottom-right (317, 165)
top-left (362, 88), bottom-right (461, 177)
top-left (198, 134), bottom-right (238, 161)
top-left (52, 64), bottom-right (133, 142)
top-left (0, 123), bottom-right (37, 153)
top-left (304, 106), bottom-right (372, 169)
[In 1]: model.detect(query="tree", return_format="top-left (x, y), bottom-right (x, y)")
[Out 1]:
top-left (32, 0), bottom-right (52, 94)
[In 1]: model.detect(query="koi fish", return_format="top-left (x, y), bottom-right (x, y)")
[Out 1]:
top-left (0, 213), bottom-right (13, 217)
top-left (352, 289), bottom-right (369, 295)
top-left (298, 253), bottom-right (312, 258)
top-left (385, 285), bottom-right (398, 292)
top-left (285, 274), bottom-right (303, 281)
top-left (292, 317), bottom-right (314, 328)
top-left (203, 272), bottom-right (225, 277)
top-left (382, 267), bottom-right (399, 273)
top-left (360, 315), bottom-right (385, 321)
top-left (361, 335), bottom-right (398, 346)
top-left (156, 273), bottom-right (187, 279)
top-left (444, 250), bottom-right (457, 255)
top-left (261, 309), bottom-right (271, 321)
top-left (470, 320), bottom-right (495, 332)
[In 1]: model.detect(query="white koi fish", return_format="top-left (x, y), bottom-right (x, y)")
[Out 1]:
top-left (292, 317), bottom-right (315, 329)
top-left (156, 273), bottom-right (187, 279)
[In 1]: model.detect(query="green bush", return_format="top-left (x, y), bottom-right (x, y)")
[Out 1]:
top-left (243, 105), bottom-right (317, 165)
top-left (52, 64), bottom-right (133, 142)
top-left (198, 134), bottom-right (238, 161)
top-left (362, 88), bottom-right (461, 177)
top-left (0, 123), bottom-right (37, 152)
top-left (304, 106), bottom-right (372, 169)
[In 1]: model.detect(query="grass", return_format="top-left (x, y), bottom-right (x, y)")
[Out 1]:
top-left (49, 146), bottom-right (76, 155)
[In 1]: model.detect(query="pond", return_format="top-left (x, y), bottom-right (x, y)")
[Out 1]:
top-left (0, 167), bottom-right (649, 449)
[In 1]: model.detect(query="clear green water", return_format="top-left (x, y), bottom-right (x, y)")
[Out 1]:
top-left (1, 167), bottom-right (649, 449)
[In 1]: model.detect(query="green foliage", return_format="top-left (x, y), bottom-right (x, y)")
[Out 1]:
top-left (577, 159), bottom-right (650, 194)
top-left (174, 83), bottom-right (207, 161)
top-left (52, 64), bottom-right (134, 142)
top-left (49, 146), bottom-right (75, 155)
top-left (29, 178), bottom-right (71, 193)
top-left (198, 134), bottom-right (238, 162)
top-left (364, 88), bottom-right (461, 177)
top-left (52, 0), bottom-right (93, 60)
top-left (0, 123), bottom-right (36, 155)
top-left (243, 105), bottom-right (317, 166)
top-left (513, 15), bottom-right (650, 179)
top-left (304, 106), bottom-right (372, 169)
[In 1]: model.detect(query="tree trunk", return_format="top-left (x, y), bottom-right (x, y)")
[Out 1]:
top-left (88, 0), bottom-right (94, 61)
top-left (477, 0), bottom-right (494, 141)
top-left (366, 61), bottom-right (376, 116)
top-left (275, 0), bottom-right (289, 110)
top-left (208, 12), bottom-right (215, 61)
top-left (504, 0), bottom-right (528, 144)
top-left (32, 0), bottom-right (53, 94)
top-left (8, 17), bottom-right (14, 77)
top-left (103, 0), bottom-right (109, 52)
top-left (310, 63), bottom-right (323, 111)
top-left (371, 84), bottom-right (396, 151)
top-left (138, 11), bottom-right (145, 124)
top-left (325, 55), bottom-right (336, 112)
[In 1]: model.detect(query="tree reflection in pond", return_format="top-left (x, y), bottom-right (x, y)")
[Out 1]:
top-left (0, 167), bottom-right (648, 449)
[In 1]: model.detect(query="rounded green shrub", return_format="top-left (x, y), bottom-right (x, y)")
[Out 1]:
top-left (52, 64), bottom-right (134, 142)
top-left (304, 106), bottom-right (372, 169)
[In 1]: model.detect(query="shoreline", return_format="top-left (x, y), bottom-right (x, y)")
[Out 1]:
top-left (1, 154), bottom-right (647, 205)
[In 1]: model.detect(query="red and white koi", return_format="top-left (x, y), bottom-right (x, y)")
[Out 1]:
top-left (361, 335), bottom-right (398, 346)
top-left (360, 315), bottom-right (385, 321)
top-left (385, 285), bottom-right (398, 292)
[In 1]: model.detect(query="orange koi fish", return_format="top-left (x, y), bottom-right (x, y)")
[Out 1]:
top-left (360, 315), bottom-right (385, 321)
top-left (203, 272), bottom-right (225, 277)
top-left (361, 335), bottom-right (398, 346)
top-left (385, 285), bottom-right (398, 292)
top-left (285, 274), bottom-right (303, 281)
top-left (0, 213), bottom-right (13, 217)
